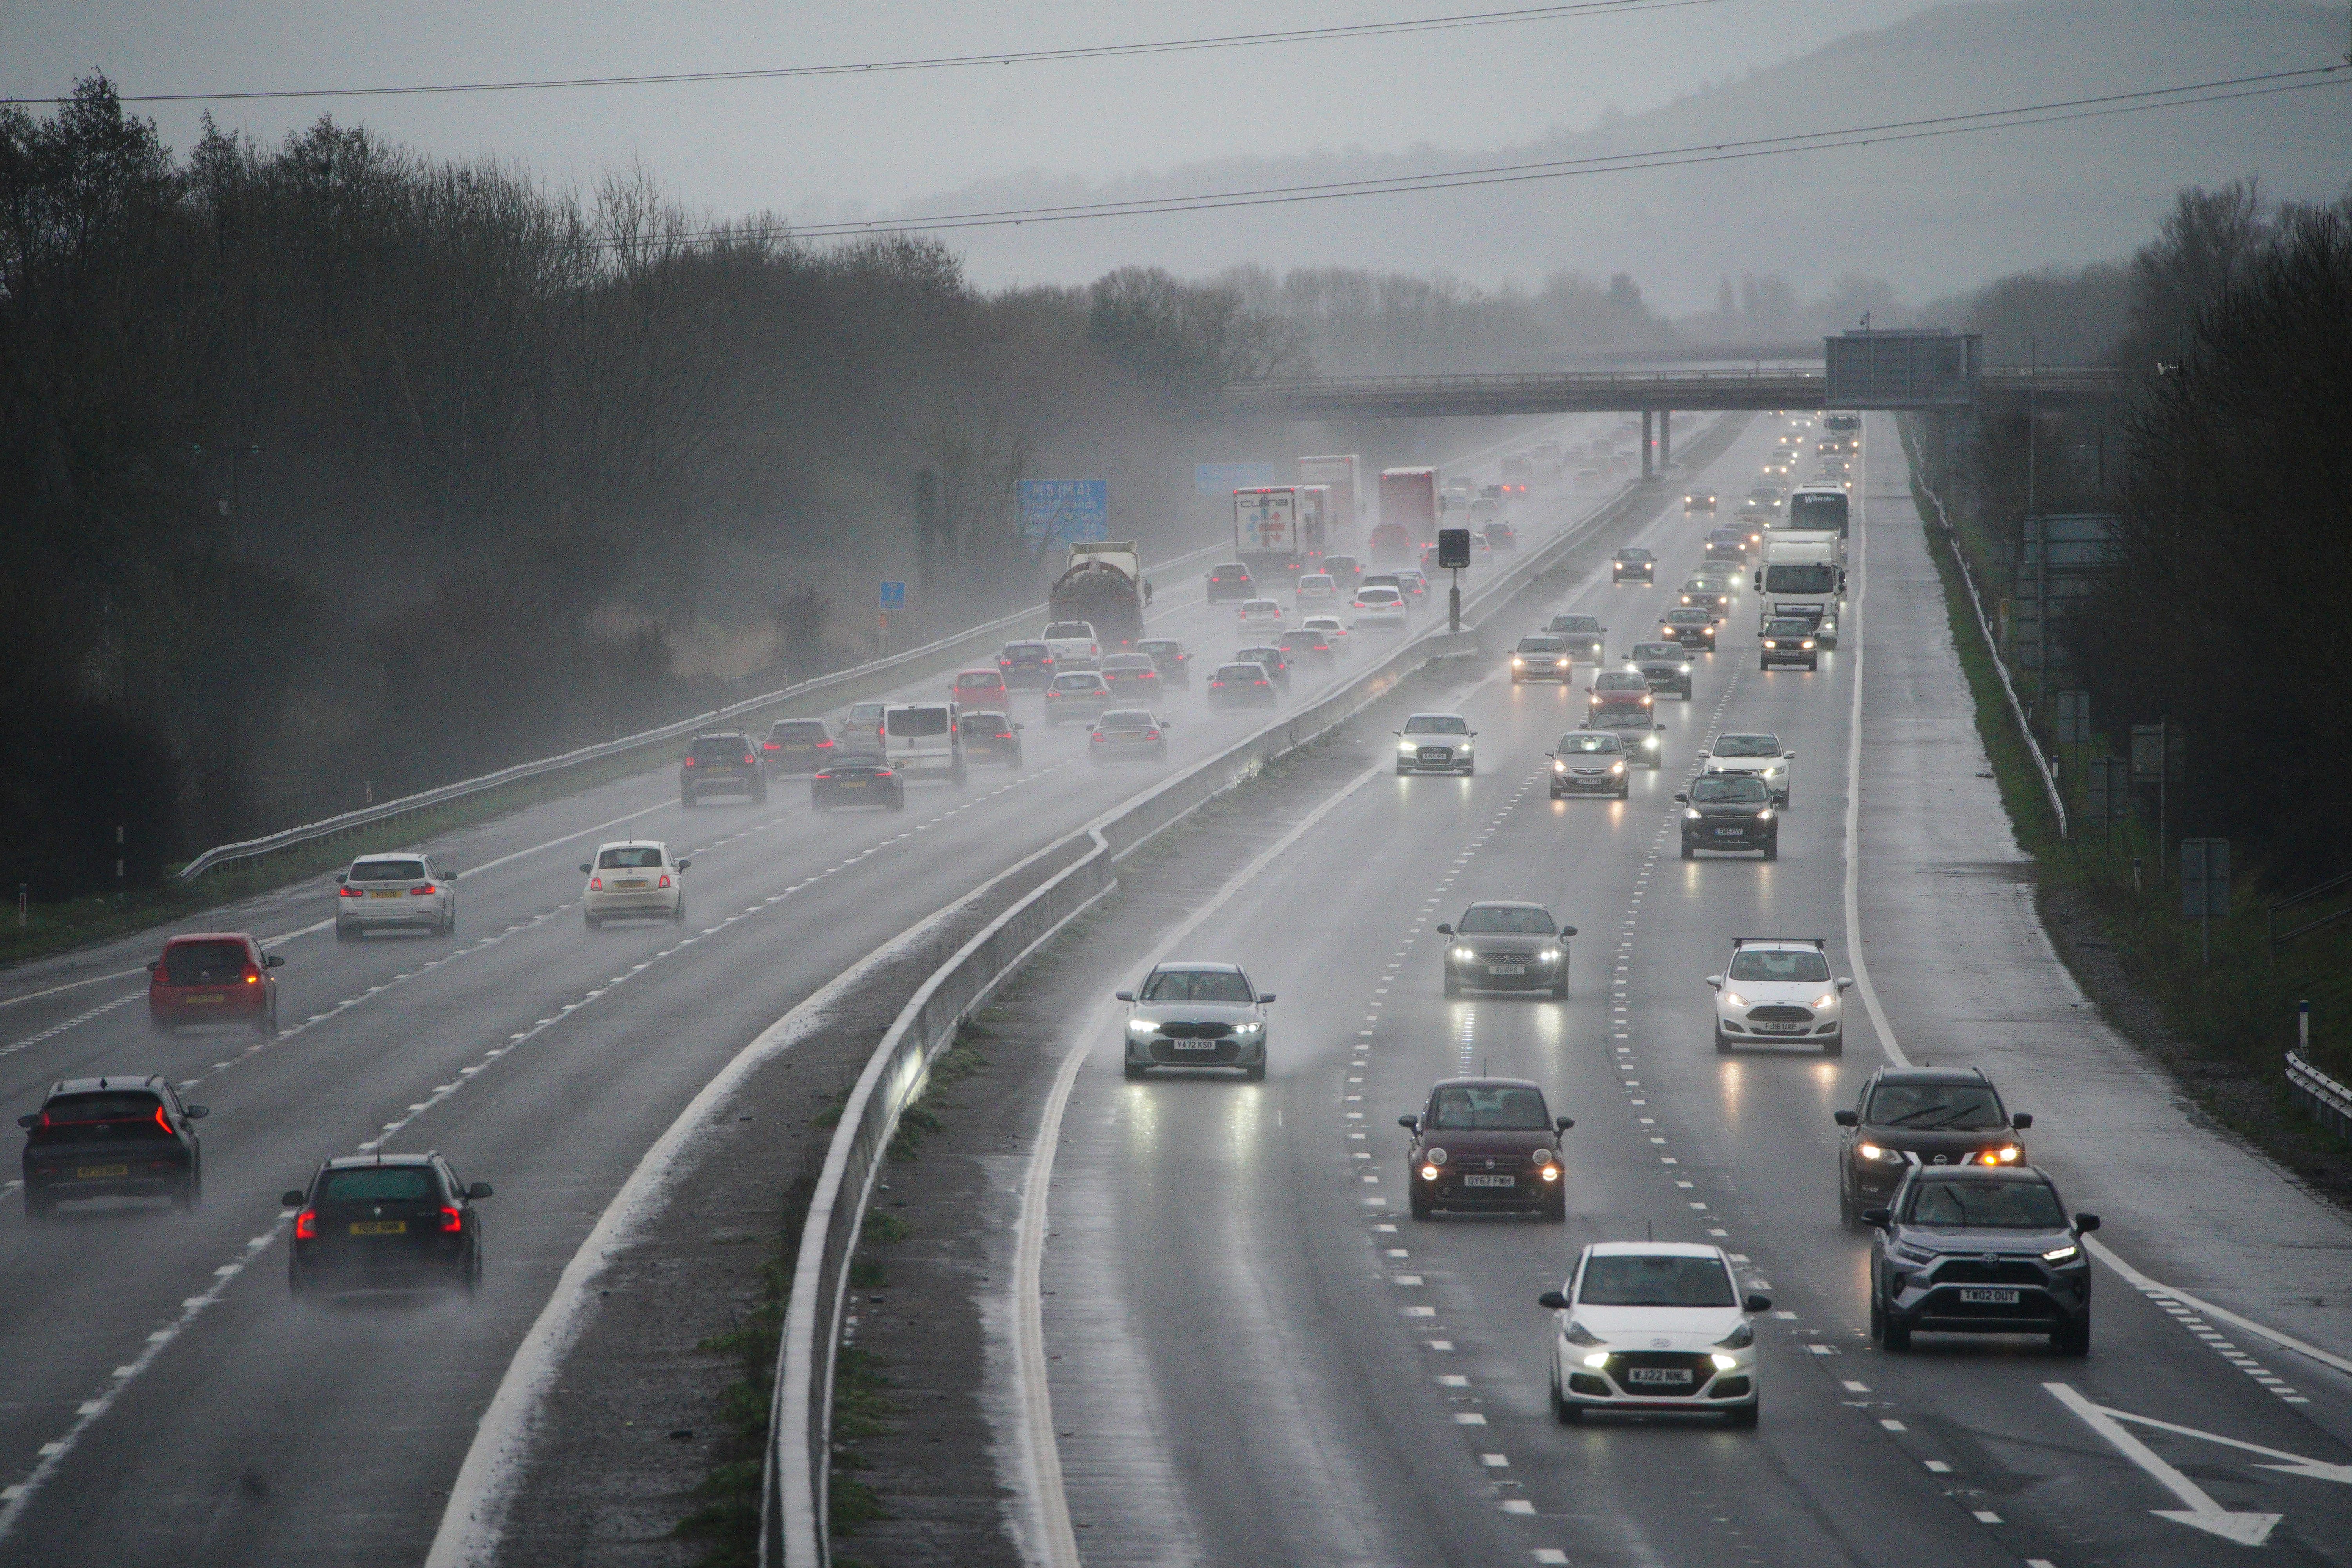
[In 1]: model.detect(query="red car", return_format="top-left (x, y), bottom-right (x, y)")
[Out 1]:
top-left (1587, 671), bottom-right (1656, 719)
top-left (148, 932), bottom-right (282, 1036)
top-left (952, 668), bottom-right (1009, 707)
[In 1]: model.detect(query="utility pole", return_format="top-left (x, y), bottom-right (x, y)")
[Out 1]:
top-left (191, 441), bottom-right (263, 552)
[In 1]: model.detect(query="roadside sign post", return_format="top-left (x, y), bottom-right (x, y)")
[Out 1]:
top-left (2131, 719), bottom-right (2183, 879)
top-left (2181, 837), bottom-right (2230, 965)
top-left (2054, 690), bottom-right (2091, 745)
top-left (879, 581), bottom-right (905, 659)
top-left (2085, 754), bottom-right (2132, 854)
top-left (1437, 527), bottom-right (1470, 633)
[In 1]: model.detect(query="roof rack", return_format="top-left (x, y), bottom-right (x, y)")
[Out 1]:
top-left (1733, 936), bottom-right (1827, 948)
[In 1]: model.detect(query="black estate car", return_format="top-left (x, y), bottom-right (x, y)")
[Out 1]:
top-left (682, 731), bottom-right (765, 806)
top-left (1866, 1165), bottom-right (2096, 1355)
top-left (1437, 901), bottom-right (1577, 998)
top-left (1401, 1078), bottom-right (1573, 1220)
top-left (1835, 1068), bottom-right (2031, 1225)
top-left (285, 1152), bottom-right (492, 1298)
top-left (20, 1076), bottom-right (208, 1218)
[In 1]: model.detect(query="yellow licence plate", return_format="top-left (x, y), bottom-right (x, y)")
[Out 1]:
top-left (76, 1164), bottom-right (131, 1179)
top-left (370, 890), bottom-right (402, 898)
top-left (183, 993), bottom-right (224, 1004)
top-left (836, 780), bottom-right (867, 789)
top-left (349, 1220), bottom-right (408, 1236)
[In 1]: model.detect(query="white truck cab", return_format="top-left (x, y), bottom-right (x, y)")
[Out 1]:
top-left (882, 702), bottom-right (967, 787)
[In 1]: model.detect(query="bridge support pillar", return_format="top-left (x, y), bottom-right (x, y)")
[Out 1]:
top-left (1659, 410), bottom-right (1672, 470)
top-left (1641, 410), bottom-right (1653, 479)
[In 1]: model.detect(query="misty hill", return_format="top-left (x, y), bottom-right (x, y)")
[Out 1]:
top-left (879, 0), bottom-right (2350, 312)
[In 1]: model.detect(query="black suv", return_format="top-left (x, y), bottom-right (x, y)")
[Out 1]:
top-left (1544, 614), bottom-right (1608, 661)
top-left (286, 1152), bottom-right (492, 1298)
top-left (1611, 549), bottom-right (1655, 584)
top-left (682, 731), bottom-right (765, 806)
top-left (1865, 1165), bottom-right (2096, 1355)
top-left (19, 1076), bottom-right (208, 1218)
top-left (1436, 901), bottom-right (1577, 999)
top-left (1400, 1078), bottom-right (1573, 1220)
top-left (963, 711), bottom-right (1024, 769)
top-left (1835, 1068), bottom-right (2031, 1225)
top-left (1759, 617), bottom-right (1820, 671)
top-left (1659, 608), bottom-right (1718, 650)
top-left (1206, 563), bottom-right (1254, 603)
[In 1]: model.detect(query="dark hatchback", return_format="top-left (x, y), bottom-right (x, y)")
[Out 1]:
top-left (762, 717), bottom-right (838, 774)
top-left (963, 711), bottom-right (1024, 769)
top-left (1866, 1165), bottom-right (2096, 1354)
top-left (1835, 1069), bottom-right (2031, 1224)
top-left (1677, 775), bottom-right (1777, 858)
top-left (1626, 641), bottom-right (1694, 700)
top-left (1759, 617), bottom-right (1820, 670)
top-left (1234, 644), bottom-right (1292, 692)
top-left (286, 1153), bottom-right (491, 1298)
top-left (681, 731), bottom-right (766, 806)
top-left (20, 1076), bottom-right (208, 1218)
top-left (1135, 637), bottom-right (1193, 688)
top-left (812, 758), bottom-right (907, 811)
top-left (1586, 709), bottom-right (1665, 768)
top-left (1206, 563), bottom-right (1255, 603)
top-left (1401, 1078), bottom-right (1573, 1220)
top-left (1659, 609), bottom-right (1718, 650)
top-left (998, 640), bottom-right (1056, 691)
top-left (1611, 549), bottom-right (1656, 583)
top-left (1206, 662), bottom-right (1278, 709)
top-left (1544, 614), bottom-right (1608, 662)
top-left (1706, 528), bottom-right (1751, 565)
top-left (1437, 901), bottom-right (1576, 998)
top-left (1277, 624), bottom-right (1336, 665)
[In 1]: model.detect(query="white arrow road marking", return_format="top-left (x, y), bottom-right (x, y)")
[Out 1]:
top-left (2095, 1404), bottom-right (2352, 1486)
top-left (2044, 1383), bottom-right (2282, 1546)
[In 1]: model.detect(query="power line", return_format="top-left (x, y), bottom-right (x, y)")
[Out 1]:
top-left (608, 64), bottom-right (2352, 246)
top-left (0, 0), bottom-right (1735, 107)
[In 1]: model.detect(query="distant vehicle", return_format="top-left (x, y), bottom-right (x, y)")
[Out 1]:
top-left (1321, 554), bottom-right (1362, 590)
top-left (1676, 774), bottom-right (1777, 859)
top-left (1485, 522), bottom-right (1517, 552)
top-left (1236, 598), bottom-right (1286, 633)
top-left (1823, 411), bottom-right (1861, 435)
top-left (579, 841), bottom-right (687, 929)
top-left (811, 757), bottom-right (905, 811)
top-left (1366, 522), bottom-right (1412, 563)
top-left (1402, 1077), bottom-right (1573, 1216)
top-left (1544, 613), bottom-right (1607, 662)
top-left (1089, 707), bottom-right (1169, 766)
top-left (1659, 608), bottom-right (1717, 651)
top-left (19, 1075), bottom-right (208, 1219)
top-left (1378, 468), bottom-right (1439, 562)
top-left (1042, 619), bottom-right (1102, 671)
top-left (1295, 572), bottom-right (1339, 608)
top-left (1440, 477), bottom-right (1475, 513)
top-left (1549, 731), bottom-right (1629, 799)
top-left (1392, 567), bottom-right (1432, 604)
top-left (1705, 528), bottom-right (1751, 565)
top-left (836, 702), bottom-right (887, 756)
top-left (1205, 661), bottom-right (1278, 710)
top-left (951, 668), bottom-right (1009, 708)
top-left (1396, 711), bottom-right (1475, 776)
top-left (1834, 1066), bottom-right (2025, 1225)
top-left (1100, 651), bottom-right (1163, 698)
top-left (1300, 615), bottom-right (1353, 656)
top-left (1703, 732), bottom-right (1795, 807)
top-left (1785, 483), bottom-right (1851, 537)
top-left (1298, 455), bottom-right (1363, 544)
top-left (1234, 644), bottom-right (1292, 692)
top-left (1538, 1243), bottom-right (1767, 1425)
top-left (1585, 708), bottom-right (1665, 768)
top-left (1759, 617), bottom-right (1820, 671)
top-left (1116, 962), bottom-right (1274, 1081)
top-left (1134, 637), bottom-right (1193, 688)
top-left (1588, 670), bottom-right (1655, 717)
top-left (1866, 1165), bottom-right (2096, 1355)
top-left (147, 931), bottom-right (283, 1033)
top-left (337, 852), bottom-right (461, 938)
top-left (1684, 490), bottom-right (1717, 514)
top-left (1511, 633), bottom-right (1573, 683)
top-left (1205, 563), bottom-right (1255, 604)
top-left (284, 1152), bottom-right (491, 1299)
top-left (763, 717), bottom-right (837, 774)
top-left (1052, 542), bottom-right (1145, 648)
top-left (962, 711), bottom-right (1024, 769)
top-left (882, 702), bottom-right (966, 786)
top-left (998, 641), bottom-right (1056, 690)
top-left (1044, 671), bottom-right (1112, 726)
top-left (1678, 576), bottom-right (1733, 618)
top-left (1626, 642), bottom-right (1694, 699)
top-left (1611, 548), bottom-right (1656, 584)
top-left (1234, 487), bottom-right (1308, 584)
top-left (1707, 936), bottom-right (1849, 1054)
top-left (1753, 538), bottom-right (1843, 643)
top-left (1350, 585), bottom-right (1408, 632)
top-left (1276, 624), bottom-right (1335, 664)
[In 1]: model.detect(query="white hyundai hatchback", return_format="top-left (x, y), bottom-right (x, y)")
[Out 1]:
top-left (1236, 598), bottom-right (1287, 633)
top-left (1540, 1242), bottom-right (1769, 1426)
top-left (580, 840), bottom-right (690, 929)
top-left (336, 853), bottom-right (458, 940)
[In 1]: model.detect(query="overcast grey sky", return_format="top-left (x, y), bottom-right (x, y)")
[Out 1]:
top-left (6, 2), bottom-right (1943, 240)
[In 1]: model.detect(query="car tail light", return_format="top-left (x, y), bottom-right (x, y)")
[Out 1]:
top-left (1145, 730), bottom-right (1160, 741)
top-left (1042, 656), bottom-right (1055, 665)
top-left (874, 769), bottom-right (893, 778)
top-left (1254, 679), bottom-right (1269, 687)
top-left (339, 885), bottom-right (363, 898)
top-left (1091, 731), bottom-right (1105, 742)
top-left (589, 876), bottom-right (603, 891)
top-left (1208, 681), bottom-right (1224, 689)
top-left (816, 738), bottom-right (833, 748)
top-left (996, 731), bottom-right (1014, 740)
top-left (744, 755), bottom-right (756, 767)
top-left (657, 873), bottom-right (671, 889)
top-left (154, 1105), bottom-right (174, 1133)
top-left (244, 966), bottom-right (261, 983)
top-left (410, 884), bottom-right (436, 895)
top-left (295, 1208), bottom-right (317, 1240)
top-left (440, 1205), bottom-right (464, 1233)
top-left (998, 657), bottom-right (1012, 666)
top-left (763, 742), bottom-right (780, 751)
top-left (683, 757), bottom-right (697, 767)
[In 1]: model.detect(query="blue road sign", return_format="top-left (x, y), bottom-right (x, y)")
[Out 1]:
top-left (878, 580), bottom-right (906, 609)
top-left (1192, 462), bottom-right (1283, 497)
top-left (1018, 480), bottom-right (1109, 550)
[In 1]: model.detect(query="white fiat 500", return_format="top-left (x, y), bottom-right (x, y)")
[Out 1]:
top-left (1540, 1243), bottom-right (1770, 1426)
top-left (579, 841), bottom-right (689, 929)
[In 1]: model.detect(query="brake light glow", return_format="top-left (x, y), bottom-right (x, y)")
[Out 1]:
top-left (816, 738), bottom-right (833, 748)
top-left (743, 755), bottom-right (756, 767)
top-left (657, 873), bottom-right (671, 889)
top-left (295, 1208), bottom-right (317, 1240)
top-left (763, 742), bottom-right (780, 750)
top-left (155, 1105), bottom-right (173, 1133)
top-left (1145, 730), bottom-right (1160, 740)
top-left (339, 885), bottom-right (363, 898)
top-left (244, 967), bottom-right (261, 983)
top-left (410, 884), bottom-right (436, 895)
top-left (440, 1205), bottom-right (464, 1233)
top-left (683, 757), bottom-right (697, 767)
top-left (589, 876), bottom-right (603, 891)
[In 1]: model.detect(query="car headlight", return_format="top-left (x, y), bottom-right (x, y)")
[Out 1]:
top-left (1801, 639), bottom-right (1815, 649)
top-left (1555, 658), bottom-right (1569, 668)
top-left (1679, 663), bottom-right (1691, 673)
top-left (1539, 947), bottom-right (1562, 964)
top-left (1983, 1143), bottom-right (2020, 1163)
top-left (1715, 1321), bottom-right (1754, 1350)
top-left (1512, 656), bottom-right (1525, 665)
top-left (1763, 640), bottom-right (1776, 649)
top-left (1397, 740), bottom-right (1417, 753)
top-left (1126, 1019), bottom-right (1159, 1034)
top-left (1233, 1021), bottom-right (1263, 1036)
top-left (1893, 1241), bottom-right (1938, 1265)
top-left (1757, 808), bottom-right (1774, 820)
top-left (1711, 1353), bottom-right (1742, 1372)
top-left (1685, 807), bottom-right (1702, 820)
top-left (2043, 1242), bottom-right (2082, 1263)
top-left (1553, 760), bottom-right (1567, 772)
top-left (1643, 735), bottom-right (1659, 748)
top-left (1420, 1164), bottom-right (1441, 1181)
top-left (1582, 1350), bottom-right (1612, 1369)
top-left (1821, 619), bottom-right (1837, 632)
top-left (1452, 946), bottom-right (1475, 961)
top-left (1610, 761), bottom-right (1624, 775)
top-left (1724, 992), bottom-right (1748, 1008)
top-left (1762, 765), bottom-right (1781, 775)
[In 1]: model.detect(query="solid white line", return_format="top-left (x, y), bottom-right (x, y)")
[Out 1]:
top-left (1013, 759), bottom-right (1388, 1568)
top-left (452, 796), bottom-right (679, 881)
top-left (2043, 1382), bottom-right (2280, 1544)
top-left (2087, 1236), bottom-right (2352, 1379)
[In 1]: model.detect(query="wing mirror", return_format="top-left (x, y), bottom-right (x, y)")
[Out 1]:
top-left (1537, 1290), bottom-right (1570, 1311)
top-left (17, 1114), bottom-right (38, 1129)
top-left (1833, 1109), bottom-right (1859, 1126)
top-left (145, 960), bottom-right (159, 973)
top-left (265, 955), bottom-right (284, 969)
top-left (676, 859), bottom-right (691, 871)
top-left (2075, 1212), bottom-right (2100, 1232)
top-left (334, 873), bottom-right (347, 885)
top-left (180, 1104), bottom-right (209, 1119)
top-left (1114, 990), bottom-right (1135, 1002)
top-left (1837, 977), bottom-right (1855, 991)
top-left (281, 1190), bottom-right (308, 1208)
top-left (1555, 1116), bottom-right (1575, 1132)
top-left (1706, 975), bottom-right (1723, 990)
top-left (1654, 724), bottom-right (1666, 731)
top-left (1559, 926), bottom-right (1577, 938)
top-left (1257, 993), bottom-right (1277, 1004)
top-left (1674, 793), bottom-right (1690, 804)
top-left (1434, 923), bottom-right (1454, 936)
top-left (1398, 1114), bottom-right (1420, 1131)
top-left (1743, 1294), bottom-right (1773, 1314)
top-left (468, 1182), bottom-right (495, 1200)
top-left (2011, 1112), bottom-right (2033, 1129)
top-left (1014, 722), bottom-right (1026, 730)
top-left (1784, 750), bottom-right (1797, 759)
top-left (579, 864), bottom-right (593, 875)
top-left (1861, 1207), bottom-right (1892, 1229)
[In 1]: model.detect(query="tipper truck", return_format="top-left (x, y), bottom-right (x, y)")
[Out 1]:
top-left (1051, 540), bottom-right (1145, 648)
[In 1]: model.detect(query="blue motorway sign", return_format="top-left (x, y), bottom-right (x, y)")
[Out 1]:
top-left (878, 580), bottom-right (906, 609)
top-left (1193, 462), bottom-right (1283, 497)
top-left (1019, 480), bottom-right (1109, 550)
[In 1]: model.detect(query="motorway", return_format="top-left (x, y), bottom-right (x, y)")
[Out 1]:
top-left (0, 416), bottom-right (1636, 1563)
top-left (1013, 416), bottom-right (2352, 1566)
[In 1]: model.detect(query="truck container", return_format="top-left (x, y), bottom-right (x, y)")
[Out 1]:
top-left (1232, 487), bottom-right (1306, 583)
top-left (1753, 535), bottom-right (1845, 647)
top-left (1377, 467), bottom-right (1439, 563)
top-left (1296, 485), bottom-right (1331, 564)
top-left (1050, 540), bottom-right (1145, 648)
top-left (1297, 455), bottom-right (1361, 544)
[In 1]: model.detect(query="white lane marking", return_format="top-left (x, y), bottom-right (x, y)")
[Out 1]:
top-left (2089, 1404), bottom-right (2352, 1485)
top-left (0, 967), bottom-right (147, 1012)
top-left (2044, 1383), bottom-right (2281, 1544)
top-left (0, 992), bottom-right (142, 1060)
top-left (2092, 1240), bottom-right (2352, 1381)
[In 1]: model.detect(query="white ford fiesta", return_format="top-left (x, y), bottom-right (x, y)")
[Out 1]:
top-left (1539, 1242), bottom-right (1770, 1426)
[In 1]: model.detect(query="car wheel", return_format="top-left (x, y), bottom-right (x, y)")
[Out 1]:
top-left (673, 902), bottom-right (687, 924)
top-left (1760, 657), bottom-right (1771, 671)
top-left (2052, 1316), bottom-right (2091, 1356)
top-left (175, 1172), bottom-right (201, 1213)
top-left (1880, 1306), bottom-right (1913, 1353)
top-left (1617, 785), bottom-right (1630, 800)
top-left (1542, 1192), bottom-right (1567, 1223)
top-left (1461, 765), bottom-right (1475, 777)
top-left (1725, 1399), bottom-right (1760, 1430)
top-left (1244, 1063), bottom-right (1266, 1082)
top-left (890, 791), bottom-right (907, 811)
top-left (584, 913), bottom-right (601, 930)
top-left (1123, 1062), bottom-right (1146, 1081)
top-left (149, 1013), bottom-right (175, 1036)
top-left (1510, 675), bottom-right (1521, 685)
top-left (1838, 1181), bottom-right (1858, 1228)
top-left (1551, 1379), bottom-right (1583, 1425)
top-left (1762, 839), bottom-right (1778, 861)
top-left (1396, 765), bottom-right (1410, 775)
top-left (953, 766), bottom-right (968, 788)
top-left (1443, 972), bottom-right (1461, 998)
top-left (1715, 1029), bottom-right (1733, 1055)
top-left (334, 922), bottom-right (356, 944)
top-left (23, 1188), bottom-right (49, 1221)
top-left (753, 785), bottom-right (769, 804)
top-left (256, 1002), bottom-right (278, 1038)
top-left (681, 789), bottom-right (697, 808)
top-left (1681, 841), bottom-right (1696, 860)
top-left (1550, 980), bottom-right (1569, 1001)
top-left (463, 1249), bottom-right (483, 1300)
top-left (1822, 1036), bottom-right (1842, 1057)
top-left (1408, 1191), bottom-right (1432, 1221)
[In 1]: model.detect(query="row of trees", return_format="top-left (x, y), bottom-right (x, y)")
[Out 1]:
top-left (0, 79), bottom-right (1300, 895)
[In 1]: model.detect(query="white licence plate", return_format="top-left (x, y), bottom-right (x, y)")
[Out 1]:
top-left (1958, 1287), bottom-right (2021, 1304)
top-left (1169, 1042), bottom-right (1218, 1052)
top-left (1626, 1367), bottom-right (1693, 1386)
top-left (1753, 1022), bottom-right (1806, 1034)
top-left (1461, 1174), bottom-right (1515, 1188)
top-left (1487, 964), bottom-right (1524, 975)
top-left (1715, 827), bottom-right (1745, 836)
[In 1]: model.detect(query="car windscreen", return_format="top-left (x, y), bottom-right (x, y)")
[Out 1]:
top-left (1577, 1254), bottom-right (1736, 1308)
top-left (1631, 645), bottom-right (1681, 660)
top-left (317, 1167), bottom-right (439, 1204)
top-left (1300, 576), bottom-right (1333, 589)
top-left (1904, 1179), bottom-right (2065, 1229)
top-left (1517, 637), bottom-right (1566, 652)
top-left (1712, 735), bottom-right (1781, 757)
top-left (1457, 907), bottom-right (1554, 934)
top-left (1666, 610), bottom-right (1710, 623)
top-left (689, 739), bottom-right (750, 762)
top-left (1763, 564), bottom-right (1838, 593)
top-left (40, 1091), bottom-right (165, 1123)
top-left (1728, 949), bottom-right (1829, 983)
top-left (1357, 589), bottom-right (1400, 604)
top-left (1615, 550), bottom-right (1653, 561)
top-left (348, 860), bottom-right (426, 883)
top-left (887, 709), bottom-right (950, 737)
top-left (1044, 623), bottom-right (1093, 639)
top-left (1557, 733), bottom-right (1620, 754)
top-left (162, 940), bottom-right (251, 983)
top-left (1427, 1084), bottom-right (1551, 1130)
top-left (1004, 643), bottom-right (1048, 657)
top-left (1764, 621), bottom-right (1815, 637)
top-left (1549, 616), bottom-right (1602, 633)
top-left (1867, 1084), bottom-right (2006, 1130)
top-left (1590, 712), bottom-right (1650, 730)
top-left (1103, 656), bottom-right (1154, 670)
top-left (1595, 673), bottom-right (1648, 691)
top-left (1098, 711), bottom-right (1154, 730)
top-left (1137, 642), bottom-right (1180, 656)
top-left (965, 712), bottom-right (1008, 729)
top-left (1692, 776), bottom-right (1770, 803)
top-left (1051, 675), bottom-right (1104, 692)
top-left (1140, 969), bottom-right (1254, 1003)
top-left (955, 672), bottom-right (1001, 686)
top-left (1403, 716), bottom-right (1469, 735)
top-left (597, 847), bottom-right (664, 870)
top-left (1242, 601), bottom-right (1279, 612)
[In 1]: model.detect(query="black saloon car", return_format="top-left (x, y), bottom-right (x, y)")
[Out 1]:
top-left (962, 711), bottom-right (1024, 769)
top-left (1437, 901), bottom-right (1577, 998)
top-left (1612, 549), bottom-right (1656, 584)
top-left (812, 758), bottom-right (907, 811)
top-left (1835, 1069), bottom-right (2031, 1225)
top-left (1401, 1078), bottom-right (1573, 1220)
top-left (1678, 775), bottom-right (1777, 858)
top-left (1543, 614), bottom-right (1608, 662)
top-left (1135, 637), bottom-right (1193, 688)
top-left (1759, 617), bottom-right (1820, 670)
top-left (681, 731), bottom-right (765, 806)
top-left (1586, 710), bottom-right (1665, 768)
top-left (1866, 1165), bottom-right (2096, 1354)
top-left (286, 1152), bottom-right (491, 1298)
top-left (1206, 563), bottom-right (1255, 603)
top-left (20, 1076), bottom-right (207, 1217)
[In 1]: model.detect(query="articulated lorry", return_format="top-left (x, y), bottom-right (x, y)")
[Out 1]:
top-left (1050, 540), bottom-right (1145, 648)
top-left (1375, 466), bottom-right (1439, 564)
top-left (1297, 455), bottom-right (1362, 547)
top-left (1753, 533), bottom-right (1846, 648)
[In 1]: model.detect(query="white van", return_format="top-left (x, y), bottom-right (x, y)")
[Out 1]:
top-left (883, 702), bottom-right (967, 786)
